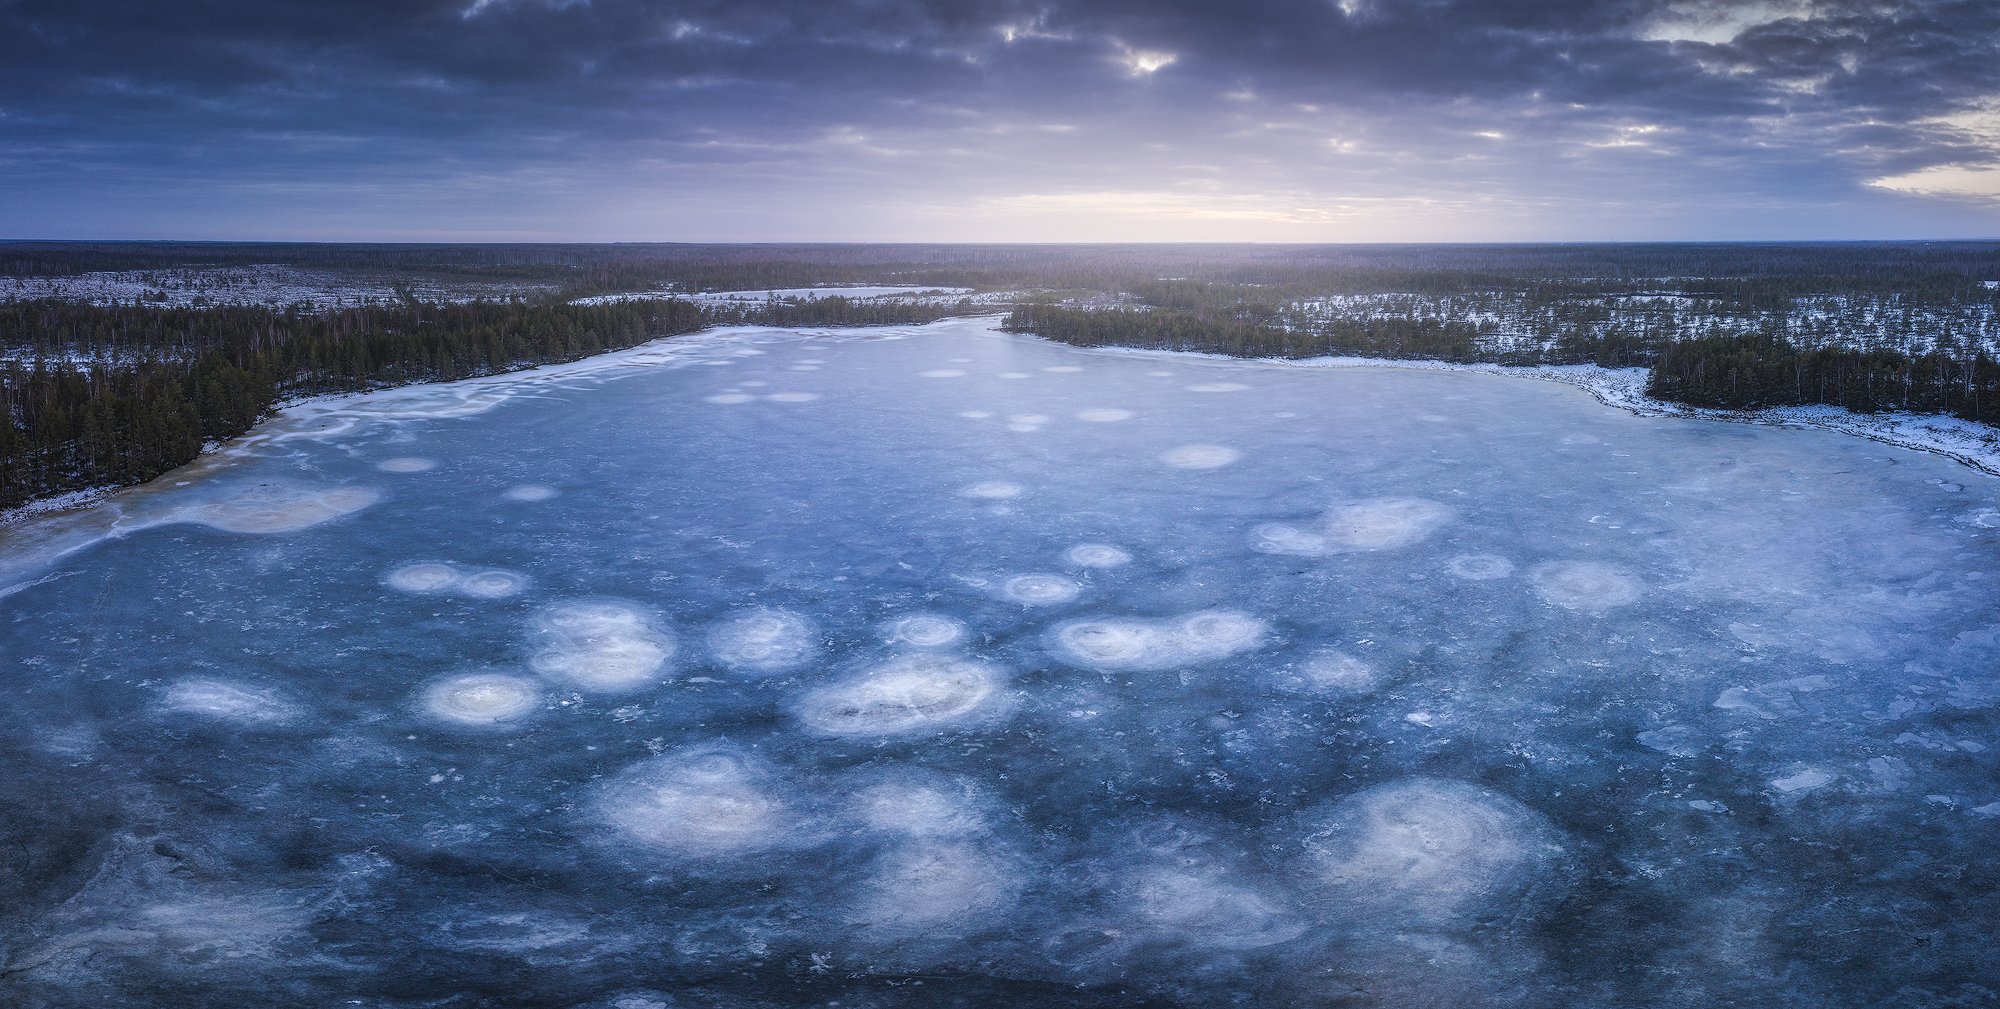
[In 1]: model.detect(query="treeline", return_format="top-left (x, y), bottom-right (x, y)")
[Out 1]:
top-left (0, 298), bottom-right (704, 509)
top-left (1002, 303), bottom-right (1494, 362)
top-left (1648, 334), bottom-right (2000, 422)
top-left (1004, 304), bottom-right (2000, 425)
top-left (8, 241), bottom-right (1995, 307)
top-left (699, 295), bottom-right (980, 329)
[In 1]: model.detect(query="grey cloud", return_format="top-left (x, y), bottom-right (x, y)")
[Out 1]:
top-left (0, 0), bottom-right (1995, 239)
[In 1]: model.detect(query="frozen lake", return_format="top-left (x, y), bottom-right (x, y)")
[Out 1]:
top-left (2, 316), bottom-right (1997, 1008)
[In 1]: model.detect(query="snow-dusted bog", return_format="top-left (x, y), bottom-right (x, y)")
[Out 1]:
top-left (2, 317), bottom-right (1996, 1008)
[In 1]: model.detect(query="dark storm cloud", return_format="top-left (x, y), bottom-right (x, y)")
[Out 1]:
top-left (1, 0), bottom-right (1996, 238)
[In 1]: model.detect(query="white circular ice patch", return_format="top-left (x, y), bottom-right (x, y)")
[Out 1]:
top-left (1291, 650), bottom-right (1379, 693)
top-left (386, 562), bottom-right (462, 594)
top-left (1179, 610), bottom-right (1266, 651)
top-left (1077, 408), bottom-right (1134, 422)
top-left (850, 776), bottom-right (988, 837)
top-left (596, 747), bottom-right (795, 854)
top-left (1124, 867), bottom-right (1305, 951)
top-left (796, 656), bottom-right (1003, 736)
top-left (1185, 382), bottom-right (1248, 393)
top-left (1159, 444), bottom-right (1242, 470)
top-left (529, 600), bottom-right (676, 691)
top-left (1294, 777), bottom-right (1564, 922)
top-left (707, 608), bottom-right (818, 674)
top-left (161, 678), bottom-right (299, 725)
top-left (1324, 498), bottom-right (1452, 551)
top-left (378, 457), bottom-right (436, 473)
top-left (175, 483), bottom-right (381, 534)
top-left (1065, 543), bottom-right (1132, 568)
top-left (1529, 560), bottom-right (1643, 612)
top-left (387, 562), bottom-right (527, 599)
top-left (963, 481), bottom-right (1024, 500)
top-left (705, 393), bottom-right (756, 405)
top-left (503, 484), bottom-right (558, 502)
top-left (1002, 573), bottom-right (1081, 605)
top-left (921, 369), bottom-right (968, 378)
top-left (424, 673), bottom-right (540, 727)
top-left (847, 841), bottom-right (1022, 934)
top-left (1446, 554), bottom-right (1514, 580)
top-left (458, 569), bottom-right (529, 599)
top-left (1251, 523), bottom-right (1330, 555)
top-left (1049, 610), bottom-right (1271, 672)
top-left (1044, 365), bottom-right (1084, 373)
top-left (764, 392), bottom-right (820, 402)
top-left (887, 613), bottom-right (968, 648)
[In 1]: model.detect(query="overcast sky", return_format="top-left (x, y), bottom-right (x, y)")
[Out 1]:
top-left (3, 0), bottom-right (1998, 241)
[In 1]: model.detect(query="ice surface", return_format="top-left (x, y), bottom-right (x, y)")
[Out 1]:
top-left (529, 600), bottom-right (676, 691)
top-left (423, 672), bottom-right (541, 727)
top-left (1, 317), bottom-right (1996, 1007)
top-left (707, 608), bottom-right (819, 673)
top-left (795, 655), bottom-right (1007, 735)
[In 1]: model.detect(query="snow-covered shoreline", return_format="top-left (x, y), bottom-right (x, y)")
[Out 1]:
top-left (1075, 341), bottom-right (2000, 478)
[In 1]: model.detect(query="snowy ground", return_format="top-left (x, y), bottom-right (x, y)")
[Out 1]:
top-left (0, 264), bottom-right (561, 309)
top-left (570, 285), bottom-right (997, 306)
top-left (1088, 343), bottom-right (2000, 477)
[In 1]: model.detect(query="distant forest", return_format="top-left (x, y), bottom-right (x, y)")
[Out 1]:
top-left (3, 241), bottom-right (1999, 511)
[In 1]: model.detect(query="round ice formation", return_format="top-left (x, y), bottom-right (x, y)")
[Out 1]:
top-left (1077, 408), bottom-right (1134, 422)
top-left (920, 369), bottom-right (968, 378)
top-left (377, 457), bottom-right (436, 473)
top-left (705, 393), bottom-right (755, 405)
top-left (765, 392), bottom-right (819, 402)
top-left (1446, 553), bottom-right (1514, 580)
top-left (1050, 610), bottom-right (1271, 672)
top-left (529, 600), bottom-right (676, 691)
top-left (1065, 543), bottom-right (1132, 568)
top-left (1044, 365), bottom-right (1084, 373)
top-left (597, 747), bottom-right (794, 853)
top-left (1529, 560), bottom-right (1643, 612)
top-left (386, 562), bottom-right (462, 594)
top-left (1179, 610), bottom-right (1266, 651)
top-left (387, 562), bottom-right (527, 598)
top-left (161, 678), bottom-right (298, 724)
top-left (1294, 778), bottom-right (1564, 922)
top-left (1185, 382), bottom-right (1248, 393)
top-left (796, 656), bottom-right (1003, 736)
top-left (176, 483), bottom-right (381, 534)
top-left (1324, 498), bottom-right (1452, 551)
top-left (999, 371), bottom-right (1031, 379)
top-left (504, 484), bottom-right (558, 502)
top-left (850, 775), bottom-right (987, 837)
top-left (424, 673), bottom-right (540, 727)
top-left (1251, 523), bottom-right (1331, 555)
top-left (458, 569), bottom-right (529, 599)
top-left (887, 613), bottom-right (967, 648)
top-left (1002, 573), bottom-right (1081, 605)
top-left (708, 608), bottom-right (818, 674)
top-left (963, 481), bottom-right (1024, 500)
top-left (847, 841), bottom-right (1021, 933)
top-left (1126, 868), bottom-right (1305, 951)
top-left (1292, 650), bottom-right (1379, 693)
top-left (1159, 444), bottom-right (1242, 470)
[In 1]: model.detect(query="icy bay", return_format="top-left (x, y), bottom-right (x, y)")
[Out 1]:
top-left (2, 316), bottom-right (1997, 1008)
